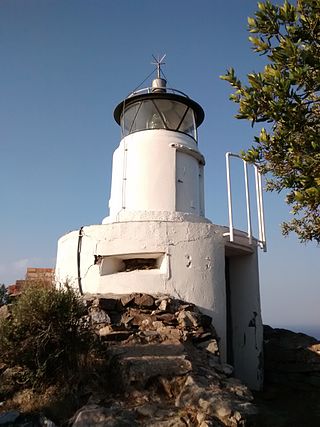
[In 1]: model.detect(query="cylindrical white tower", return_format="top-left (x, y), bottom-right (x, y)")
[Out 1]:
top-left (104, 78), bottom-right (205, 222)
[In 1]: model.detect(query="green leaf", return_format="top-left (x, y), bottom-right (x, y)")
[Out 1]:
top-left (249, 36), bottom-right (269, 51)
top-left (247, 16), bottom-right (256, 26)
top-left (259, 128), bottom-right (269, 142)
top-left (294, 191), bottom-right (304, 201)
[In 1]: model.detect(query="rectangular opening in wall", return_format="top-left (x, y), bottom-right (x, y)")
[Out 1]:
top-left (99, 252), bottom-right (166, 276)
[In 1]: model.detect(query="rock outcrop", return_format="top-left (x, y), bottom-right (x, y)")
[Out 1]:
top-left (263, 325), bottom-right (320, 388)
top-left (0, 293), bottom-right (257, 426)
top-left (2, 296), bottom-right (320, 426)
top-left (73, 293), bottom-right (257, 426)
top-left (254, 325), bottom-right (320, 427)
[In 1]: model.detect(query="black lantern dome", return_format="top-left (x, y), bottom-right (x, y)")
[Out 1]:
top-left (114, 77), bottom-right (205, 142)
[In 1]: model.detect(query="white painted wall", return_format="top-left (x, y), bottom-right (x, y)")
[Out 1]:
top-left (108, 144), bottom-right (124, 214)
top-left (107, 130), bottom-right (205, 219)
top-left (228, 251), bottom-right (264, 390)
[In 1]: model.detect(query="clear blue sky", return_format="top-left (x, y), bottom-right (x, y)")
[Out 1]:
top-left (0, 0), bottom-right (318, 337)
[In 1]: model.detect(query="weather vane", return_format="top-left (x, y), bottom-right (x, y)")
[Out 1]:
top-left (151, 54), bottom-right (166, 79)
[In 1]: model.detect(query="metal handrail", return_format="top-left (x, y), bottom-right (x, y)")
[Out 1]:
top-left (127, 87), bottom-right (190, 99)
top-left (225, 152), bottom-right (267, 251)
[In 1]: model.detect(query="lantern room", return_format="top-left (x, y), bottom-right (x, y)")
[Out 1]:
top-left (114, 80), bottom-right (204, 141)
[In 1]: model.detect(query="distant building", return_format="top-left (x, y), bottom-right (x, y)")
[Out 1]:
top-left (8, 268), bottom-right (54, 296)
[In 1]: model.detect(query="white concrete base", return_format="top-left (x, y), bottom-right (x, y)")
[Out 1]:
top-left (55, 217), bottom-right (263, 390)
top-left (56, 219), bottom-right (226, 347)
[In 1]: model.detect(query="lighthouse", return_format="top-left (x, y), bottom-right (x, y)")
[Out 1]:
top-left (55, 61), bottom-right (264, 390)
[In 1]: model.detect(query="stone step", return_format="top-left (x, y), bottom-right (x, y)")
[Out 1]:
top-left (110, 355), bottom-right (192, 390)
top-left (108, 341), bottom-right (185, 358)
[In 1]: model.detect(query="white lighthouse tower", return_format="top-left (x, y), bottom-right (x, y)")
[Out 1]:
top-left (55, 61), bottom-right (264, 390)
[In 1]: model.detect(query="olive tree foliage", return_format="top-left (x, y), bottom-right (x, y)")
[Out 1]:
top-left (221, 0), bottom-right (320, 243)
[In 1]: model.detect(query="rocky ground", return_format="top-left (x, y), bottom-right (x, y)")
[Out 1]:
top-left (0, 293), bottom-right (256, 426)
top-left (0, 294), bottom-right (320, 426)
top-left (254, 325), bottom-right (320, 427)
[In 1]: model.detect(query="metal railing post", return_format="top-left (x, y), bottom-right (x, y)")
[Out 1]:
top-left (255, 166), bottom-right (267, 251)
top-left (243, 161), bottom-right (253, 245)
top-left (225, 152), bottom-right (234, 242)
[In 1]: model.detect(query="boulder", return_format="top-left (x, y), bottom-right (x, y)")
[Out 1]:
top-left (111, 355), bottom-right (192, 390)
top-left (197, 339), bottom-right (219, 355)
top-left (134, 294), bottom-right (155, 308)
top-left (264, 325), bottom-right (320, 387)
top-left (252, 325), bottom-right (320, 426)
top-left (72, 404), bottom-right (137, 427)
top-left (89, 307), bottom-right (111, 325)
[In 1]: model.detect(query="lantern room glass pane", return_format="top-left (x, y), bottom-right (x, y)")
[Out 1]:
top-left (120, 102), bottom-right (141, 136)
top-left (121, 99), bottom-right (197, 140)
top-left (135, 100), bottom-right (167, 131)
top-left (178, 107), bottom-right (196, 138)
top-left (153, 99), bottom-right (188, 130)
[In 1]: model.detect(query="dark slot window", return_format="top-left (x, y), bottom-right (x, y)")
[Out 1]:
top-left (123, 258), bottom-right (158, 272)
